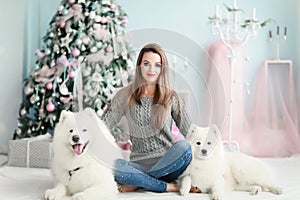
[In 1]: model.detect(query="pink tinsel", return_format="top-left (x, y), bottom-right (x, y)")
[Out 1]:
top-left (86, 49), bottom-right (113, 66)
top-left (92, 24), bottom-right (111, 41)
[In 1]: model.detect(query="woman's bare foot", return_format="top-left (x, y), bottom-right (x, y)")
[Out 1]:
top-left (117, 183), bottom-right (139, 193)
top-left (166, 182), bottom-right (180, 192)
top-left (190, 186), bottom-right (201, 193)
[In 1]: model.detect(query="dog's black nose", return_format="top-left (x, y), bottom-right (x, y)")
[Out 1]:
top-left (201, 149), bottom-right (207, 155)
top-left (72, 135), bottom-right (80, 143)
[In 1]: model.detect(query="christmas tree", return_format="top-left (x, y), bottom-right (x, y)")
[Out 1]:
top-left (14, 0), bottom-right (133, 139)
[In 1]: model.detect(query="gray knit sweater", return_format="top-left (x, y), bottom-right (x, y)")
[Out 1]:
top-left (101, 90), bottom-right (192, 168)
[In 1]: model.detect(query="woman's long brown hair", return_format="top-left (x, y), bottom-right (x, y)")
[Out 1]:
top-left (127, 43), bottom-right (174, 130)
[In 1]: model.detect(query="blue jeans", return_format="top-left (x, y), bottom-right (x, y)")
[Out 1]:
top-left (114, 140), bottom-right (192, 192)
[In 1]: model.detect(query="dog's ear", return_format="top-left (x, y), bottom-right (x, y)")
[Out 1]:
top-left (59, 110), bottom-right (69, 122)
top-left (83, 107), bottom-right (98, 119)
top-left (186, 124), bottom-right (197, 141)
top-left (210, 124), bottom-right (221, 139)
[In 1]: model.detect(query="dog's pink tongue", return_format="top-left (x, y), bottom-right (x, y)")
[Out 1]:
top-left (73, 144), bottom-right (84, 155)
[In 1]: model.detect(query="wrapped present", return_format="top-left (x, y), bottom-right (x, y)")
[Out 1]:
top-left (116, 140), bottom-right (131, 161)
top-left (8, 134), bottom-right (53, 168)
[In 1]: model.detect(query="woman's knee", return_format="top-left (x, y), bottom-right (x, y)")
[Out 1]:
top-left (174, 140), bottom-right (191, 154)
top-left (114, 158), bottom-right (128, 170)
top-left (175, 140), bottom-right (192, 165)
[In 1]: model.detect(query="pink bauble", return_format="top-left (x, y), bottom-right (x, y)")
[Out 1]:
top-left (46, 82), bottom-right (53, 90)
top-left (72, 48), bottom-right (80, 57)
top-left (59, 21), bottom-right (66, 28)
top-left (46, 102), bottom-right (55, 112)
top-left (68, 70), bottom-right (75, 78)
top-left (105, 45), bottom-right (113, 53)
top-left (110, 4), bottom-right (116, 10)
top-left (24, 87), bottom-right (33, 95)
top-left (20, 109), bottom-right (27, 116)
top-left (124, 18), bottom-right (129, 24)
top-left (100, 17), bottom-right (107, 24)
top-left (68, 0), bottom-right (76, 4)
top-left (82, 37), bottom-right (89, 45)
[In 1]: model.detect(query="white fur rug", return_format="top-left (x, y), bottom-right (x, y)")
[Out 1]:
top-left (0, 155), bottom-right (299, 200)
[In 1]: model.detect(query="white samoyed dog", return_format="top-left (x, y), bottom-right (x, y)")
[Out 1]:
top-left (178, 124), bottom-right (282, 200)
top-left (45, 107), bottom-right (121, 200)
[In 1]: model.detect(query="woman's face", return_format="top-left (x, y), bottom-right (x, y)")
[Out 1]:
top-left (140, 52), bottom-right (162, 84)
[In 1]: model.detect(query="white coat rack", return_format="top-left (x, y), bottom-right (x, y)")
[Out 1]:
top-left (209, 0), bottom-right (262, 151)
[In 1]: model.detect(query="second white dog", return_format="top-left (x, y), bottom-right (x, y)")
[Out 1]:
top-left (178, 124), bottom-right (282, 200)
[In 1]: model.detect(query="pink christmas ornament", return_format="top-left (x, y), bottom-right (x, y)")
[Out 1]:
top-left (100, 17), bottom-right (107, 24)
top-left (59, 21), bottom-right (66, 28)
top-left (24, 87), bottom-right (33, 95)
top-left (30, 95), bottom-right (38, 104)
top-left (105, 45), bottom-right (113, 53)
top-left (72, 48), bottom-right (80, 57)
top-left (46, 82), bottom-right (53, 90)
top-left (68, 0), bottom-right (76, 4)
top-left (46, 102), bottom-right (55, 112)
top-left (68, 70), bottom-right (75, 78)
top-left (123, 17), bottom-right (129, 24)
top-left (110, 4), bottom-right (116, 10)
top-left (20, 109), bottom-right (27, 116)
top-left (82, 37), bottom-right (89, 45)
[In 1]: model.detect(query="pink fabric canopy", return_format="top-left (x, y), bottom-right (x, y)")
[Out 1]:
top-left (207, 40), bottom-right (300, 157)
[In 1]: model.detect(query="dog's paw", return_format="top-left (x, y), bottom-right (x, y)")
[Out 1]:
top-left (45, 184), bottom-right (67, 200)
top-left (250, 186), bottom-right (262, 195)
top-left (44, 189), bottom-right (53, 200)
top-left (179, 184), bottom-right (190, 196)
top-left (211, 193), bottom-right (222, 200)
top-left (44, 189), bottom-right (63, 200)
top-left (269, 186), bottom-right (283, 195)
top-left (71, 192), bottom-right (85, 200)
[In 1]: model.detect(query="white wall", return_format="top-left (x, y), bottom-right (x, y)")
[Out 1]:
top-left (0, 0), bottom-right (25, 153)
top-left (298, 0), bottom-right (300, 132)
top-left (118, 0), bottom-right (300, 128)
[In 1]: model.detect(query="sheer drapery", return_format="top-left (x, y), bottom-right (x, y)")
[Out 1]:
top-left (207, 40), bottom-right (300, 157)
top-left (246, 60), bottom-right (300, 157)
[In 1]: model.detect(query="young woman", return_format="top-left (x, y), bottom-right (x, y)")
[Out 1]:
top-left (101, 43), bottom-right (197, 193)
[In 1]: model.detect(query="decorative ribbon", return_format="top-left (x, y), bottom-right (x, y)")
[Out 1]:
top-left (60, 4), bottom-right (84, 23)
top-left (23, 133), bottom-right (52, 167)
top-left (86, 49), bottom-right (113, 66)
top-left (74, 57), bottom-right (84, 111)
top-left (57, 55), bottom-right (78, 68)
top-left (109, 19), bottom-right (119, 58)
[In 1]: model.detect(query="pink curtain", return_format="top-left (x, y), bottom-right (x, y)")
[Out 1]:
top-left (207, 40), bottom-right (300, 157)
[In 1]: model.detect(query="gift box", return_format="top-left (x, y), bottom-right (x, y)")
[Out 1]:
top-left (8, 135), bottom-right (53, 169)
top-left (116, 140), bottom-right (131, 161)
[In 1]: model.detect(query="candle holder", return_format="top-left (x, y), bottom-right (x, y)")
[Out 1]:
top-left (269, 26), bottom-right (287, 60)
top-left (209, 0), bottom-right (268, 152)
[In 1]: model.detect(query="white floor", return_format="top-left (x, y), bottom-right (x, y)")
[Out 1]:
top-left (0, 155), bottom-right (299, 200)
